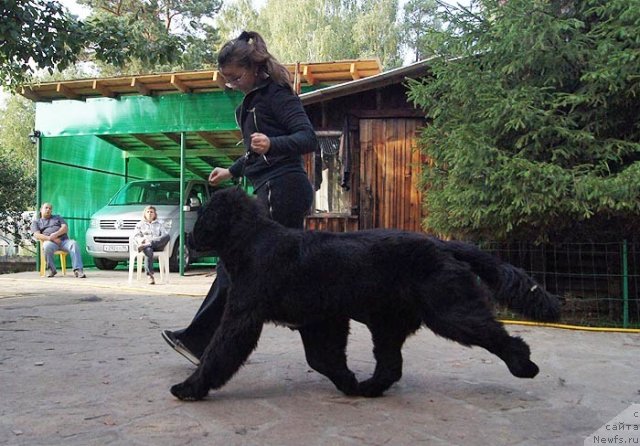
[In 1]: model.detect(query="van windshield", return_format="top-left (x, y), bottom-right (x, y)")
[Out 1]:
top-left (109, 181), bottom-right (180, 205)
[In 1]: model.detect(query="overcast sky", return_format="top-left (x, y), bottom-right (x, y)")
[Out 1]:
top-left (59, 0), bottom-right (472, 19)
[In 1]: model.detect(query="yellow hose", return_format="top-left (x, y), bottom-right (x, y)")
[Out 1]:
top-left (500, 319), bottom-right (640, 334)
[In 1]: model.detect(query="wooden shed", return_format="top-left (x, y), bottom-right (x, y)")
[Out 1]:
top-left (300, 60), bottom-right (431, 233)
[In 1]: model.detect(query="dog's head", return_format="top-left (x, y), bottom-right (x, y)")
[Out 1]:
top-left (191, 187), bottom-right (265, 252)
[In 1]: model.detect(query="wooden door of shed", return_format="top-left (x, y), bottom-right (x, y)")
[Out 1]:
top-left (359, 118), bottom-right (424, 231)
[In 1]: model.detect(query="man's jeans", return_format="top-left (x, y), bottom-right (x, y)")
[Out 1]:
top-left (43, 238), bottom-right (84, 272)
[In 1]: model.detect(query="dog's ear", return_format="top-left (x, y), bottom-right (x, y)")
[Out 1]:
top-left (209, 188), bottom-right (250, 213)
top-left (202, 187), bottom-right (264, 228)
top-left (192, 188), bottom-right (243, 250)
top-left (203, 188), bottom-right (254, 227)
top-left (193, 187), bottom-right (270, 251)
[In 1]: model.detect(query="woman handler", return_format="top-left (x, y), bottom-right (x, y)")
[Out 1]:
top-left (162, 30), bottom-right (317, 364)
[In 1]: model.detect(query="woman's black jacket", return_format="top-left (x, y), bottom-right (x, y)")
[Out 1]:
top-left (228, 78), bottom-right (318, 191)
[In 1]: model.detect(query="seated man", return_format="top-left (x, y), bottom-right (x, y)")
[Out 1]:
top-left (31, 202), bottom-right (86, 278)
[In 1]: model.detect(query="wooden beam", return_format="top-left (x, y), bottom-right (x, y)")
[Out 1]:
top-left (143, 157), bottom-right (205, 180)
top-left (350, 63), bottom-right (361, 80)
top-left (98, 134), bottom-right (143, 150)
top-left (208, 146), bottom-right (246, 158)
top-left (122, 144), bottom-right (209, 179)
top-left (125, 148), bottom-right (217, 158)
top-left (348, 108), bottom-right (426, 119)
top-left (315, 130), bottom-right (343, 137)
top-left (20, 86), bottom-right (42, 102)
top-left (196, 131), bottom-right (245, 156)
top-left (196, 131), bottom-right (243, 147)
top-left (163, 132), bottom-right (191, 148)
top-left (130, 134), bottom-right (174, 153)
top-left (212, 71), bottom-right (227, 89)
top-left (56, 83), bottom-right (81, 100)
top-left (170, 74), bottom-right (192, 94)
top-left (92, 80), bottom-right (115, 98)
top-left (196, 131), bottom-right (220, 148)
top-left (163, 132), bottom-right (244, 157)
top-left (131, 78), bottom-right (151, 96)
top-left (162, 154), bottom-right (211, 179)
top-left (303, 65), bottom-right (316, 85)
top-left (21, 59), bottom-right (384, 102)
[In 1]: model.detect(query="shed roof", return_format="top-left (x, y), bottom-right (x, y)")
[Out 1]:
top-left (21, 59), bottom-right (382, 102)
top-left (27, 58), bottom-right (433, 182)
top-left (300, 58), bottom-right (433, 105)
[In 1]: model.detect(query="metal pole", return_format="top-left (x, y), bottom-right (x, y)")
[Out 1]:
top-left (622, 239), bottom-right (629, 328)
top-left (179, 132), bottom-right (186, 276)
top-left (123, 152), bottom-right (129, 184)
top-left (35, 132), bottom-right (42, 272)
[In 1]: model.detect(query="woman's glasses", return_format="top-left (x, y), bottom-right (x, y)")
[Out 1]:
top-left (224, 71), bottom-right (248, 89)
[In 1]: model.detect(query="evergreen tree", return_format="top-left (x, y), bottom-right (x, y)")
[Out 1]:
top-left (408, 0), bottom-right (640, 242)
top-left (78, 0), bottom-right (224, 73)
top-left (401, 0), bottom-right (442, 63)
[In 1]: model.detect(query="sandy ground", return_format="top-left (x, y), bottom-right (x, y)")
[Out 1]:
top-left (0, 269), bottom-right (638, 446)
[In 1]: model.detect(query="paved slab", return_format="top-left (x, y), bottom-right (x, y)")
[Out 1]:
top-left (0, 269), bottom-right (638, 446)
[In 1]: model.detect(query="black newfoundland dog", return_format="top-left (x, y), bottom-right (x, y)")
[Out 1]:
top-left (170, 188), bottom-right (560, 401)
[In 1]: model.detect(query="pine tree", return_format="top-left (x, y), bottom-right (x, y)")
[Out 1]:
top-left (408, 0), bottom-right (640, 242)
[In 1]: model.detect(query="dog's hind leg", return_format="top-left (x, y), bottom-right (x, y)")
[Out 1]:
top-left (298, 318), bottom-right (359, 396)
top-left (421, 278), bottom-right (540, 379)
top-left (357, 315), bottom-right (419, 397)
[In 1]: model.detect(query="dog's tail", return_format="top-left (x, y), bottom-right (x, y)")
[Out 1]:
top-left (434, 239), bottom-right (562, 322)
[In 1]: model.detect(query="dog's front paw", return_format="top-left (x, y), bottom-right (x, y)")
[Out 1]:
top-left (170, 379), bottom-right (209, 401)
top-left (506, 357), bottom-right (539, 379)
top-left (504, 337), bottom-right (540, 379)
top-left (356, 379), bottom-right (386, 398)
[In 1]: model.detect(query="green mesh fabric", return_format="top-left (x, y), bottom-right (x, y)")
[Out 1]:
top-left (35, 90), bottom-right (245, 268)
top-left (40, 136), bottom-right (171, 266)
top-left (35, 91), bottom-right (242, 136)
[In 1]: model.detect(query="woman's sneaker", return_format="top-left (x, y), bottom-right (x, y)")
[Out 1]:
top-left (161, 330), bottom-right (200, 365)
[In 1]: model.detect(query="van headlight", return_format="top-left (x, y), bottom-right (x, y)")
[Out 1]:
top-left (163, 219), bottom-right (173, 230)
top-left (90, 218), bottom-right (99, 228)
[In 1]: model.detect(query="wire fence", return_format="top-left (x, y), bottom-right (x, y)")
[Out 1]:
top-left (478, 240), bottom-right (640, 328)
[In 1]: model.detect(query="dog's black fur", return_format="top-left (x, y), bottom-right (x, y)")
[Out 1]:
top-left (171, 188), bottom-right (561, 401)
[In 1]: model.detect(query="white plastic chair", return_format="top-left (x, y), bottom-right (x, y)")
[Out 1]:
top-left (128, 236), bottom-right (171, 284)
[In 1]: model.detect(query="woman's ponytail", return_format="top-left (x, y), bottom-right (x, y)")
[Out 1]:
top-left (218, 31), bottom-right (293, 92)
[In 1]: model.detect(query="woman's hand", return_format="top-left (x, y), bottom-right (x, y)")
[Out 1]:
top-left (208, 167), bottom-right (232, 185)
top-left (250, 132), bottom-right (271, 155)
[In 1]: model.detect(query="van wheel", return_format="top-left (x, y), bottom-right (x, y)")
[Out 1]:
top-left (94, 258), bottom-right (118, 270)
top-left (169, 240), bottom-right (190, 272)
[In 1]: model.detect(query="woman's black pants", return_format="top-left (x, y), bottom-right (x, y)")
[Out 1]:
top-left (172, 173), bottom-right (314, 357)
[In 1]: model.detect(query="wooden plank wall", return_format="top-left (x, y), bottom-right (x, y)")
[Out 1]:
top-left (359, 118), bottom-right (424, 232)
top-left (305, 214), bottom-right (359, 232)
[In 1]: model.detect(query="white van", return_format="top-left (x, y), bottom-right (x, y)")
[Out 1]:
top-left (85, 179), bottom-right (213, 271)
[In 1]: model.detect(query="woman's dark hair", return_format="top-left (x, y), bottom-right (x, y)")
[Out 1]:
top-left (217, 31), bottom-right (292, 91)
